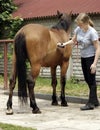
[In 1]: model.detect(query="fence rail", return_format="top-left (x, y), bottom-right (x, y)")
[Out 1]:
top-left (0, 39), bottom-right (14, 89)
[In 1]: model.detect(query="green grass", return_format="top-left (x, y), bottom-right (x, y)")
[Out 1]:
top-left (1, 75), bottom-right (100, 97)
top-left (35, 76), bottom-right (100, 98)
top-left (0, 123), bottom-right (36, 130)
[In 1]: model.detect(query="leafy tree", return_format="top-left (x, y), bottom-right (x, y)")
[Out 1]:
top-left (0, 0), bottom-right (23, 39)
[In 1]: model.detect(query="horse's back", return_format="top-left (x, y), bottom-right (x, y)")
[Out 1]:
top-left (19, 24), bottom-right (50, 41)
top-left (16, 24), bottom-right (51, 62)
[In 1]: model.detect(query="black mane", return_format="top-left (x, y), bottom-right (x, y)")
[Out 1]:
top-left (52, 19), bottom-right (70, 32)
top-left (51, 12), bottom-right (71, 32)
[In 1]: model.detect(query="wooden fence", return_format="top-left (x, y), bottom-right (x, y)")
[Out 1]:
top-left (0, 39), bottom-right (14, 89)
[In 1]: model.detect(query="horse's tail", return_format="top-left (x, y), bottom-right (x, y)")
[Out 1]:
top-left (14, 33), bottom-right (28, 103)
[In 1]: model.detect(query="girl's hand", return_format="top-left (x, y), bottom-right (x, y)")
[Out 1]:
top-left (90, 64), bottom-right (96, 74)
top-left (57, 43), bottom-right (65, 48)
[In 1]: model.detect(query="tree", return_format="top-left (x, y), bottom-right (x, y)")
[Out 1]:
top-left (0, 0), bottom-right (23, 39)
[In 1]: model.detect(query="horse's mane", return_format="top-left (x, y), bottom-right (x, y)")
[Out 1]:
top-left (51, 19), bottom-right (71, 32)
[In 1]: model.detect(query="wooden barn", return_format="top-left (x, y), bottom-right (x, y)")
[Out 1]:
top-left (1, 0), bottom-right (100, 82)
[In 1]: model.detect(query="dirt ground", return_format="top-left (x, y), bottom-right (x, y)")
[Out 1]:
top-left (0, 89), bottom-right (100, 130)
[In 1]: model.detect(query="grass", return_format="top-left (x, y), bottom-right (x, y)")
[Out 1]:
top-left (1, 75), bottom-right (100, 97)
top-left (0, 123), bottom-right (36, 130)
top-left (35, 76), bottom-right (100, 98)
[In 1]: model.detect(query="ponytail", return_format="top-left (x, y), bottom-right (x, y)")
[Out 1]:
top-left (75, 13), bottom-right (94, 27)
top-left (89, 19), bottom-right (94, 27)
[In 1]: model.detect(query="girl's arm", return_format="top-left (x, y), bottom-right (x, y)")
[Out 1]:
top-left (57, 35), bottom-right (77, 48)
top-left (90, 40), bottom-right (100, 73)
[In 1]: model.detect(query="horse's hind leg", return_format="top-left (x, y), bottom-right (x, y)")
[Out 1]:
top-left (27, 76), bottom-right (41, 114)
top-left (6, 54), bottom-right (17, 115)
top-left (51, 67), bottom-right (58, 105)
top-left (6, 76), bottom-right (16, 115)
top-left (27, 78), bottom-right (41, 114)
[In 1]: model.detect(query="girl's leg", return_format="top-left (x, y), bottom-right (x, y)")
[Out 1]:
top-left (80, 56), bottom-right (99, 110)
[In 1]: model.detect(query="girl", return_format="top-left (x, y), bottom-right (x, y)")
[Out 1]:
top-left (57, 13), bottom-right (100, 110)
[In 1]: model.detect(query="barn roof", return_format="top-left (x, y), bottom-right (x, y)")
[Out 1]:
top-left (13, 0), bottom-right (100, 19)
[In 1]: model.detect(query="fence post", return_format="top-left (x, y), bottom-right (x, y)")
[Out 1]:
top-left (0, 39), bottom-right (13, 89)
top-left (4, 43), bottom-right (8, 89)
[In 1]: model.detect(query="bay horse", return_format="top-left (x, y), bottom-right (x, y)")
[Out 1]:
top-left (6, 11), bottom-right (72, 114)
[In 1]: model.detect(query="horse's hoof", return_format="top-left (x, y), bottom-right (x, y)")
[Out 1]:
top-left (61, 102), bottom-right (68, 107)
top-left (52, 102), bottom-right (59, 106)
top-left (32, 108), bottom-right (41, 114)
top-left (6, 109), bottom-right (13, 115)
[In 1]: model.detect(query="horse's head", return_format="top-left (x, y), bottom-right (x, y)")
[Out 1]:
top-left (52, 10), bottom-right (72, 32)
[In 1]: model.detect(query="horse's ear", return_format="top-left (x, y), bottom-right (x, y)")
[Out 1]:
top-left (69, 11), bottom-right (73, 16)
top-left (57, 10), bottom-right (63, 18)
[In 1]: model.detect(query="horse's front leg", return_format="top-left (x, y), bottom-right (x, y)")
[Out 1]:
top-left (51, 67), bottom-right (58, 105)
top-left (60, 61), bottom-right (69, 106)
top-left (27, 71), bottom-right (41, 114)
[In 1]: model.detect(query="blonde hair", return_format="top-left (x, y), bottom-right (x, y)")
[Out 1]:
top-left (75, 13), bottom-right (94, 27)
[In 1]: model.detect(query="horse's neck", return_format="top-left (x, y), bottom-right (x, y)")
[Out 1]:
top-left (45, 29), bottom-right (70, 56)
top-left (50, 29), bottom-right (70, 42)
top-left (59, 30), bottom-right (70, 41)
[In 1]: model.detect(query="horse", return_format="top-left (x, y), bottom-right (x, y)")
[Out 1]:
top-left (6, 10), bottom-right (72, 114)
